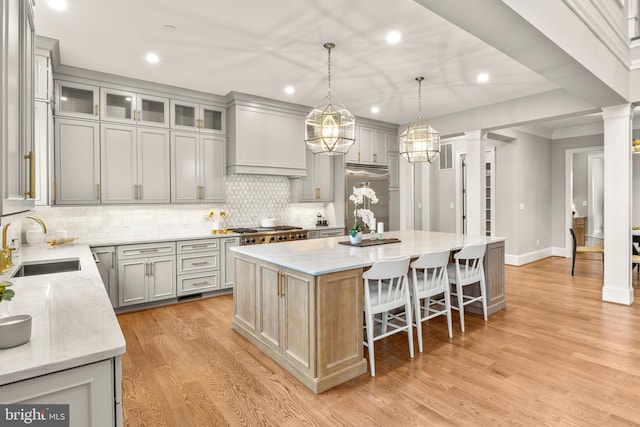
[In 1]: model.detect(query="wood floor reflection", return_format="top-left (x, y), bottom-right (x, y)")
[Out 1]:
top-left (118, 254), bottom-right (640, 426)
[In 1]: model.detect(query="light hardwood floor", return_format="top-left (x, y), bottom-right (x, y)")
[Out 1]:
top-left (118, 254), bottom-right (640, 426)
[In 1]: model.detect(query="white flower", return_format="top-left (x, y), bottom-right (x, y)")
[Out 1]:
top-left (357, 208), bottom-right (376, 230)
top-left (350, 186), bottom-right (378, 231)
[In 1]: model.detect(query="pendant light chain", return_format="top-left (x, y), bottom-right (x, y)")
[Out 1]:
top-left (416, 76), bottom-right (424, 119)
top-left (325, 42), bottom-right (334, 102)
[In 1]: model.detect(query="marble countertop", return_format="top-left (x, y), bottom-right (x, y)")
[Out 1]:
top-left (231, 230), bottom-right (506, 276)
top-left (86, 231), bottom-right (241, 247)
top-left (0, 244), bottom-right (126, 386)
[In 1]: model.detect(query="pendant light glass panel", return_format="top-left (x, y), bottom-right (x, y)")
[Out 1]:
top-left (399, 77), bottom-right (440, 163)
top-left (305, 42), bottom-right (356, 156)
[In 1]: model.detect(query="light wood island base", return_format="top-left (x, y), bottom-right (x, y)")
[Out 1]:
top-left (232, 254), bottom-right (367, 394)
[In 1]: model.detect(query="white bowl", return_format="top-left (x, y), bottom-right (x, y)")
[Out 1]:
top-left (0, 314), bottom-right (32, 349)
top-left (25, 229), bottom-right (45, 245)
top-left (260, 218), bottom-right (277, 227)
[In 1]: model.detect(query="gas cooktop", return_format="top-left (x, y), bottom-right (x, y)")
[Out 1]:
top-left (232, 226), bottom-right (303, 234)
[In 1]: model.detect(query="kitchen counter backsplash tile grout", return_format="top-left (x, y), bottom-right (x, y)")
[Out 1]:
top-left (31, 175), bottom-right (334, 243)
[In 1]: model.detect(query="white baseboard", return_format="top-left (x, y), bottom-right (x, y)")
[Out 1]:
top-left (505, 247), bottom-right (554, 266)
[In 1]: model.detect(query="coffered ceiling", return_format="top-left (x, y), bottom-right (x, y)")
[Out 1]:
top-left (35, 0), bottom-right (558, 126)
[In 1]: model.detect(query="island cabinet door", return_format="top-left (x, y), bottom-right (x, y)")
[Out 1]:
top-left (257, 262), bottom-right (282, 351)
top-left (233, 256), bottom-right (258, 333)
top-left (281, 269), bottom-right (315, 377)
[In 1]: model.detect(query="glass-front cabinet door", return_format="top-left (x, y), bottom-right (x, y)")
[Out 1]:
top-left (100, 88), bottom-right (136, 124)
top-left (137, 94), bottom-right (169, 128)
top-left (170, 99), bottom-right (198, 131)
top-left (171, 99), bottom-right (224, 134)
top-left (55, 81), bottom-right (99, 119)
top-left (199, 104), bottom-right (224, 134)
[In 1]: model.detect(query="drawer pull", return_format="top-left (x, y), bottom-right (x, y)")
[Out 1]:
top-left (189, 244), bottom-right (210, 249)
top-left (192, 281), bottom-right (210, 286)
top-left (139, 248), bottom-right (159, 253)
top-left (191, 261), bottom-right (209, 266)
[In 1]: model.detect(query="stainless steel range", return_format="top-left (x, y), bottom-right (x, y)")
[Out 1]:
top-left (232, 226), bottom-right (308, 246)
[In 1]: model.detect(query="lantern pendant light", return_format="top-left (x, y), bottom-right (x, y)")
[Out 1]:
top-left (305, 43), bottom-right (356, 156)
top-left (399, 77), bottom-right (440, 163)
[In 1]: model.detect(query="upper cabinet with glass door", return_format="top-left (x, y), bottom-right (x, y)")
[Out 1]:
top-left (100, 88), bottom-right (169, 128)
top-left (54, 81), bottom-right (99, 119)
top-left (170, 99), bottom-right (224, 134)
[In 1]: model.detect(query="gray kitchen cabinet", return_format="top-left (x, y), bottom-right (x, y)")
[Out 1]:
top-left (308, 228), bottom-right (344, 239)
top-left (170, 131), bottom-right (225, 203)
top-left (291, 149), bottom-right (334, 202)
top-left (54, 118), bottom-right (100, 205)
top-left (54, 80), bottom-right (100, 119)
top-left (100, 87), bottom-right (169, 128)
top-left (226, 92), bottom-right (306, 176)
top-left (100, 123), bottom-right (170, 204)
top-left (34, 100), bottom-right (50, 206)
top-left (221, 236), bottom-right (240, 289)
top-left (170, 99), bottom-right (224, 134)
top-left (34, 53), bottom-right (49, 101)
top-left (350, 126), bottom-right (388, 166)
top-left (177, 238), bottom-right (220, 296)
top-left (117, 242), bottom-right (176, 307)
top-left (0, 358), bottom-right (120, 427)
top-left (91, 246), bottom-right (118, 307)
top-left (1, 0), bottom-right (35, 216)
top-left (389, 187), bottom-right (399, 231)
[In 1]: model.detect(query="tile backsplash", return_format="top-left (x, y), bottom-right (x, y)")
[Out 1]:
top-left (28, 174), bottom-right (335, 243)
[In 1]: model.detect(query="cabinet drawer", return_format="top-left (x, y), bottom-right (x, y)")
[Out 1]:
top-left (177, 238), bottom-right (219, 253)
top-left (178, 272), bottom-right (220, 295)
top-left (178, 253), bottom-right (219, 273)
top-left (118, 242), bottom-right (176, 259)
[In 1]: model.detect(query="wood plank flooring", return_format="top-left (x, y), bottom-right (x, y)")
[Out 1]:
top-left (118, 254), bottom-right (640, 426)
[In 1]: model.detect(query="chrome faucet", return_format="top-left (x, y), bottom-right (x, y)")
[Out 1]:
top-left (1, 223), bottom-right (15, 273)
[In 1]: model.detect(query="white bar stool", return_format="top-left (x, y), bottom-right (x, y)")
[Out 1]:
top-left (447, 244), bottom-right (487, 332)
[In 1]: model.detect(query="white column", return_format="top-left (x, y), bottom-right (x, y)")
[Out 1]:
top-left (465, 130), bottom-right (486, 236)
top-left (602, 104), bottom-right (634, 305)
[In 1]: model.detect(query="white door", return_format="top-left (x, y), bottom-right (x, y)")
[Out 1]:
top-left (149, 256), bottom-right (176, 301)
top-left (137, 128), bottom-right (170, 203)
top-left (221, 237), bottom-right (240, 289)
top-left (358, 127), bottom-right (374, 163)
top-left (200, 134), bottom-right (225, 202)
top-left (34, 54), bottom-right (49, 101)
top-left (101, 123), bottom-right (137, 204)
top-left (373, 130), bottom-right (388, 165)
top-left (171, 131), bottom-right (200, 202)
top-left (54, 118), bottom-right (100, 204)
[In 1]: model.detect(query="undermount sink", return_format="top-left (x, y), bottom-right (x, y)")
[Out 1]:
top-left (11, 259), bottom-right (81, 278)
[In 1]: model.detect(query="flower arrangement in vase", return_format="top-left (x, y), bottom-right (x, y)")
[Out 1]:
top-left (349, 185), bottom-right (378, 244)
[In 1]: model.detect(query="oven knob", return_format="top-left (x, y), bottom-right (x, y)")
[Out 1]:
top-left (250, 238), bottom-right (255, 243)
top-left (244, 238), bottom-right (251, 244)
top-left (269, 236), bottom-right (275, 242)
top-left (260, 237), bottom-right (265, 243)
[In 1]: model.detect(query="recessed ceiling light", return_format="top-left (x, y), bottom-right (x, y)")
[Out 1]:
top-left (145, 52), bottom-right (159, 64)
top-left (47, 0), bottom-right (68, 11)
top-left (284, 86), bottom-right (295, 95)
top-left (163, 25), bottom-right (176, 31)
top-left (386, 31), bottom-right (402, 45)
top-left (477, 72), bottom-right (490, 83)
top-left (371, 106), bottom-right (380, 114)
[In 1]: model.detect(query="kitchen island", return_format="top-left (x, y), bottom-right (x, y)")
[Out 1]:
top-left (0, 244), bottom-right (126, 426)
top-left (231, 230), bottom-right (505, 393)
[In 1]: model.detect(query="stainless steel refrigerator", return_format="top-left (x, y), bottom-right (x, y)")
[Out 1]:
top-left (345, 166), bottom-right (390, 232)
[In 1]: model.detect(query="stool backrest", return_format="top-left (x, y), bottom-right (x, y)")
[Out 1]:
top-left (363, 256), bottom-right (411, 311)
top-left (410, 250), bottom-right (450, 293)
top-left (454, 244), bottom-right (486, 283)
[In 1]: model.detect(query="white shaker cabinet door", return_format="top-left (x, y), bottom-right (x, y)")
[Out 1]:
top-left (137, 127), bottom-right (170, 203)
top-left (148, 256), bottom-right (176, 301)
top-left (118, 258), bottom-right (147, 307)
top-left (170, 131), bottom-right (200, 202)
top-left (314, 152), bottom-right (333, 201)
top-left (101, 123), bottom-right (137, 204)
top-left (200, 134), bottom-right (225, 202)
top-left (54, 118), bottom-right (100, 204)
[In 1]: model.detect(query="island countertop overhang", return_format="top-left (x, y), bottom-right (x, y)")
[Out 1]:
top-left (230, 230), bottom-right (506, 276)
